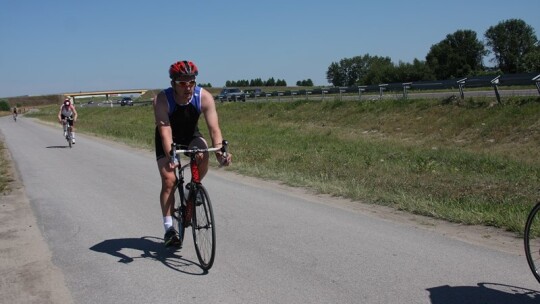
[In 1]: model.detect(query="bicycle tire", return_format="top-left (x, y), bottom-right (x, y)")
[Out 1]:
top-left (173, 183), bottom-right (186, 247)
top-left (67, 131), bottom-right (72, 148)
top-left (524, 202), bottom-right (540, 284)
top-left (65, 122), bottom-right (72, 148)
top-left (192, 185), bottom-right (216, 270)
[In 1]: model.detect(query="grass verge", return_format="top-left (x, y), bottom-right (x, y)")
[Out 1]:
top-left (25, 96), bottom-right (540, 235)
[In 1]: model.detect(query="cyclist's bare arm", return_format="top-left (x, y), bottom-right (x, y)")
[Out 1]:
top-left (200, 89), bottom-right (231, 165)
top-left (57, 105), bottom-right (63, 122)
top-left (153, 91), bottom-right (175, 163)
top-left (70, 105), bottom-right (78, 121)
top-left (200, 89), bottom-right (222, 147)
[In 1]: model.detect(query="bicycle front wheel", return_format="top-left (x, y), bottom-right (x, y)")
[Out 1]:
top-left (67, 132), bottom-right (72, 148)
top-left (192, 185), bottom-right (216, 270)
top-left (524, 202), bottom-right (540, 284)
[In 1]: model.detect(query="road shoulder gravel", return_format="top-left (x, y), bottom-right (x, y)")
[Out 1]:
top-left (0, 133), bottom-right (73, 304)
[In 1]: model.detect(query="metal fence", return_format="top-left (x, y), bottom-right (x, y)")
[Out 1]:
top-left (241, 72), bottom-right (540, 104)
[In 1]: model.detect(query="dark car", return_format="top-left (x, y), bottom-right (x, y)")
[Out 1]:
top-left (120, 97), bottom-right (134, 106)
top-left (217, 88), bottom-right (246, 102)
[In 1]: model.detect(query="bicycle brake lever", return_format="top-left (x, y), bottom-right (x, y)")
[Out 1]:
top-left (170, 144), bottom-right (178, 165)
top-left (221, 140), bottom-right (229, 154)
top-left (218, 140), bottom-right (229, 167)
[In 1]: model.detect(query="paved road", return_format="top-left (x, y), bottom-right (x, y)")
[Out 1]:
top-left (1, 116), bottom-right (539, 303)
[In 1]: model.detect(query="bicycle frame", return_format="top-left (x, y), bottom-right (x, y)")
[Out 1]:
top-left (169, 140), bottom-right (227, 270)
top-left (171, 141), bottom-right (227, 220)
top-left (171, 141), bottom-right (227, 189)
top-left (63, 118), bottom-right (73, 148)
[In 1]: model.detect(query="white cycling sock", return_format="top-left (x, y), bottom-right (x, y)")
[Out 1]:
top-left (71, 132), bottom-right (75, 138)
top-left (163, 216), bottom-right (173, 232)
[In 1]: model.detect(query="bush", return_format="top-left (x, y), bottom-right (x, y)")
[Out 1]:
top-left (0, 100), bottom-right (10, 111)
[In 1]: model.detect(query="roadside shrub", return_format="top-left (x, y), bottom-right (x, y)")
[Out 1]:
top-left (0, 100), bottom-right (10, 111)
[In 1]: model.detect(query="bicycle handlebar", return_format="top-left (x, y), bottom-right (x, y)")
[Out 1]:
top-left (170, 140), bottom-right (229, 165)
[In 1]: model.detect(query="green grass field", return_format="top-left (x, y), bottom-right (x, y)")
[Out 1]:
top-left (11, 96), bottom-right (540, 235)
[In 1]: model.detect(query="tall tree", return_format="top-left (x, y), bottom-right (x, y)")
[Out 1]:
top-left (326, 62), bottom-right (346, 86)
top-left (326, 54), bottom-right (392, 86)
top-left (522, 45), bottom-right (540, 72)
top-left (393, 59), bottom-right (434, 82)
top-left (266, 77), bottom-right (276, 86)
top-left (362, 56), bottom-right (393, 85)
top-left (426, 29), bottom-right (487, 79)
top-left (485, 19), bottom-right (538, 73)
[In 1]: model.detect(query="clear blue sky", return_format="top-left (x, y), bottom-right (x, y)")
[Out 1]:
top-left (1, 0), bottom-right (539, 97)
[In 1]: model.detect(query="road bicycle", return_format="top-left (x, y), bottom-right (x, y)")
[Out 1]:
top-left (170, 140), bottom-right (228, 270)
top-left (524, 201), bottom-right (540, 283)
top-left (13, 112), bottom-right (17, 122)
top-left (62, 118), bottom-right (74, 148)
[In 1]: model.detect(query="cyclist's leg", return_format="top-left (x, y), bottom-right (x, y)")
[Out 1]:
top-left (69, 118), bottom-right (75, 143)
top-left (157, 157), bottom-right (176, 220)
top-left (189, 137), bottom-right (209, 179)
top-left (61, 114), bottom-right (67, 135)
top-left (157, 157), bottom-right (182, 246)
top-left (155, 129), bottom-right (182, 246)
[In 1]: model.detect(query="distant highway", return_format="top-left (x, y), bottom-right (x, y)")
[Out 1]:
top-left (74, 88), bottom-right (538, 107)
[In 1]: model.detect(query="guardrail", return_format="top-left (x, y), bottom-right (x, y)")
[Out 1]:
top-left (240, 72), bottom-right (540, 104)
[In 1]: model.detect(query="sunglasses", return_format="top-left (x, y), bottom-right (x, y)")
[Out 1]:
top-left (174, 80), bottom-right (196, 86)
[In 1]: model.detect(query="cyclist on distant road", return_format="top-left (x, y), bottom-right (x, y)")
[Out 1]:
top-left (153, 60), bottom-right (232, 247)
top-left (57, 98), bottom-right (78, 144)
top-left (12, 107), bottom-right (18, 121)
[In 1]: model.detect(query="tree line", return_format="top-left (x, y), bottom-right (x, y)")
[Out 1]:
top-left (326, 19), bottom-right (540, 87)
top-left (225, 77), bottom-right (288, 87)
top-left (223, 78), bottom-right (315, 87)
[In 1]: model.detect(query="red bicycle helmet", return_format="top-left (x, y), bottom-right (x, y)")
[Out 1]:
top-left (169, 60), bottom-right (198, 79)
top-left (64, 99), bottom-right (71, 106)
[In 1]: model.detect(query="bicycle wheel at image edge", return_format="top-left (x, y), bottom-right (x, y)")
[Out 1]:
top-left (524, 202), bottom-right (540, 284)
top-left (173, 184), bottom-right (186, 247)
top-left (192, 185), bottom-right (216, 270)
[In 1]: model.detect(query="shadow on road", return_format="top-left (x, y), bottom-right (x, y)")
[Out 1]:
top-left (427, 282), bottom-right (539, 304)
top-left (90, 236), bottom-right (207, 275)
top-left (46, 146), bottom-right (70, 149)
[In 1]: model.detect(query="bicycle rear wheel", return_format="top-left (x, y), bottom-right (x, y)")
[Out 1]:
top-left (524, 202), bottom-right (540, 283)
top-left (172, 183), bottom-right (186, 247)
top-left (191, 185), bottom-right (216, 270)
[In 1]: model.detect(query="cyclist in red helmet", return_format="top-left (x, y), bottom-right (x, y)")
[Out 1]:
top-left (57, 98), bottom-right (78, 144)
top-left (153, 60), bottom-right (232, 247)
